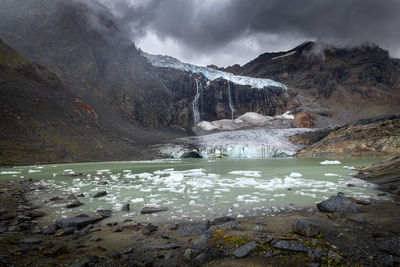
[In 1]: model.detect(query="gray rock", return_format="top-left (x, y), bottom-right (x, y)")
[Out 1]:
top-left (19, 238), bottom-right (42, 244)
top-left (121, 204), bottom-right (130, 211)
top-left (292, 219), bottom-right (320, 237)
top-left (272, 240), bottom-right (310, 252)
top-left (211, 216), bottom-right (235, 225)
top-left (66, 200), bottom-right (83, 208)
top-left (328, 250), bottom-right (342, 262)
top-left (192, 253), bottom-right (208, 265)
top-left (142, 223), bottom-right (158, 235)
top-left (379, 237), bottom-right (400, 256)
top-left (42, 224), bottom-right (59, 235)
top-left (93, 191), bottom-right (107, 198)
top-left (111, 226), bottom-right (122, 232)
top-left (233, 241), bottom-right (258, 258)
top-left (178, 223), bottom-right (209, 236)
top-left (97, 181), bottom-right (108, 185)
top-left (308, 247), bottom-right (323, 261)
top-left (67, 194), bottom-right (77, 200)
top-left (184, 248), bottom-right (201, 261)
top-left (76, 193), bottom-right (85, 197)
top-left (97, 210), bottom-right (112, 218)
top-left (348, 216), bottom-right (365, 223)
top-left (141, 207), bottom-right (168, 214)
top-left (55, 215), bottom-right (102, 229)
top-left (144, 244), bottom-right (180, 250)
top-left (192, 231), bottom-right (213, 251)
top-left (317, 193), bottom-right (361, 214)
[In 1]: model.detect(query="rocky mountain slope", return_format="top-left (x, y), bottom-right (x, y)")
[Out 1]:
top-left (222, 42), bottom-right (400, 127)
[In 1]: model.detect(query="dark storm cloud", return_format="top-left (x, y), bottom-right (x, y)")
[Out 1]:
top-left (96, 0), bottom-right (400, 60)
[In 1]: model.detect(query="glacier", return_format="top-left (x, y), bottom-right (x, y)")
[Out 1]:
top-left (143, 52), bottom-right (287, 90)
top-left (157, 128), bottom-right (315, 159)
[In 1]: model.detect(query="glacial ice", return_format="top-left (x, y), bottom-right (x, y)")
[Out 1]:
top-left (143, 53), bottom-right (287, 90)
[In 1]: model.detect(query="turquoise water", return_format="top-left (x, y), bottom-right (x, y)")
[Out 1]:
top-left (0, 157), bottom-right (388, 224)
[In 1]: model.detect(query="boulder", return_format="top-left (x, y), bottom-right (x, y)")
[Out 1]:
top-left (121, 204), bottom-right (130, 211)
top-left (93, 191), bottom-right (107, 198)
top-left (178, 223), bottom-right (209, 236)
top-left (233, 241), bottom-right (258, 258)
top-left (272, 240), bottom-right (310, 252)
top-left (66, 200), bottom-right (83, 208)
top-left (292, 219), bottom-right (320, 237)
top-left (142, 223), bottom-right (158, 235)
top-left (42, 224), bottom-right (59, 235)
top-left (317, 193), bottom-right (361, 214)
top-left (55, 215), bottom-right (102, 229)
top-left (141, 207), bottom-right (168, 214)
top-left (67, 194), bottom-right (77, 200)
top-left (97, 210), bottom-right (112, 218)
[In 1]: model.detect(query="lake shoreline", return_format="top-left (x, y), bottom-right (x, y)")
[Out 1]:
top-left (1, 179), bottom-right (399, 266)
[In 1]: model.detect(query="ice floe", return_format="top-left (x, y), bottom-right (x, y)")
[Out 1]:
top-left (320, 160), bottom-right (341, 165)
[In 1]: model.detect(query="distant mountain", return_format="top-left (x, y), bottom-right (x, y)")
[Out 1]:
top-left (221, 42), bottom-right (400, 127)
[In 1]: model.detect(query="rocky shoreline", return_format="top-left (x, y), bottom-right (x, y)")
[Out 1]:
top-left (1, 177), bottom-right (400, 266)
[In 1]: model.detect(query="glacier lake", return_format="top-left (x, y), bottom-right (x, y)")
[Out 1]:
top-left (0, 158), bottom-right (388, 224)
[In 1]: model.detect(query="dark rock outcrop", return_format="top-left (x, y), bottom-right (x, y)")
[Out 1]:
top-left (317, 193), bottom-right (361, 214)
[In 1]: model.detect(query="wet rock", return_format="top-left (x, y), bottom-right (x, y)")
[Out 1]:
top-left (76, 193), bottom-right (85, 197)
top-left (50, 196), bottom-right (64, 201)
top-left (66, 200), bottom-right (84, 208)
top-left (97, 210), bottom-right (112, 218)
top-left (144, 244), bottom-right (180, 250)
top-left (67, 194), bottom-right (77, 200)
top-left (180, 151), bottom-right (202, 158)
top-left (379, 237), bottom-right (400, 256)
top-left (184, 248), bottom-right (201, 261)
top-left (93, 191), bottom-right (107, 198)
top-left (141, 206), bottom-right (168, 214)
top-left (178, 223), bottom-right (209, 236)
top-left (272, 240), bottom-right (310, 252)
top-left (292, 219), bottom-right (320, 237)
top-left (28, 210), bottom-right (46, 218)
top-left (19, 238), bottom-right (42, 244)
top-left (233, 241), bottom-right (258, 258)
top-left (121, 204), bottom-right (130, 211)
top-left (317, 193), bottom-right (361, 214)
top-left (97, 181), bottom-right (108, 185)
top-left (55, 215), bottom-right (102, 229)
top-left (142, 223), bottom-right (158, 235)
top-left (55, 227), bottom-right (75, 236)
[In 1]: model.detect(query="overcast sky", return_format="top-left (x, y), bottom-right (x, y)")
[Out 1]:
top-left (96, 0), bottom-right (400, 67)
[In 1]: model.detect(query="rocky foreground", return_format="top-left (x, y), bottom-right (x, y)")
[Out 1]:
top-left (0, 179), bottom-right (399, 267)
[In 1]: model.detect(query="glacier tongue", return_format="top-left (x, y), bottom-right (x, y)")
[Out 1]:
top-left (143, 52), bottom-right (287, 90)
top-left (158, 128), bottom-right (315, 159)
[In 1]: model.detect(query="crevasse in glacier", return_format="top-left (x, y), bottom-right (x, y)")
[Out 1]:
top-left (143, 52), bottom-right (287, 90)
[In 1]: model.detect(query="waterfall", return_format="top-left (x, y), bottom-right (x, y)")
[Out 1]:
top-left (192, 78), bottom-right (202, 125)
top-left (227, 81), bottom-right (235, 120)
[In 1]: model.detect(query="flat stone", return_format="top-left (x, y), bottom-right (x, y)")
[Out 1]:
top-left (141, 207), bottom-right (168, 214)
top-left (55, 227), bottom-right (75, 236)
top-left (178, 223), bottom-right (209, 236)
top-left (317, 193), bottom-right (361, 214)
top-left (55, 215), bottom-right (102, 229)
top-left (233, 241), bottom-right (258, 258)
top-left (19, 238), bottom-right (42, 244)
top-left (292, 219), bottom-right (320, 237)
top-left (144, 244), bottom-right (180, 250)
top-left (348, 216), bottom-right (365, 223)
top-left (66, 200), bottom-right (84, 208)
top-left (272, 240), bottom-right (310, 252)
top-left (379, 237), bottom-right (400, 256)
top-left (121, 204), bottom-right (130, 211)
top-left (93, 191), bottom-right (107, 198)
top-left (97, 210), bottom-right (112, 218)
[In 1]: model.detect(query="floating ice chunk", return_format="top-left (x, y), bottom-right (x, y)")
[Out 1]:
top-left (289, 172), bottom-right (302, 177)
top-left (229, 171), bottom-right (261, 177)
top-left (324, 173), bottom-right (339, 177)
top-left (343, 166), bottom-right (356, 170)
top-left (28, 169), bottom-right (41, 173)
top-left (1, 171), bottom-right (21, 174)
top-left (138, 172), bottom-right (153, 179)
top-left (320, 160), bottom-right (341, 165)
top-left (131, 198), bottom-right (144, 203)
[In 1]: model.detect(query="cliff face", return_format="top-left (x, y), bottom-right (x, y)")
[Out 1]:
top-left (224, 42), bottom-right (400, 127)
